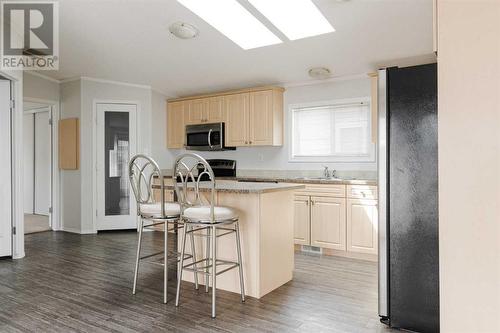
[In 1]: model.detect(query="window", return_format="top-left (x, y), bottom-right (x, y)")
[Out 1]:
top-left (290, 100), bottom-right (374, 162)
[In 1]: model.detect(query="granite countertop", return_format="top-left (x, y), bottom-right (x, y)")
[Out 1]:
top-left (153, 181), bottom-right (305, 194)
top-left (233, 176), bottom-right (377, 186)
top-left (156, 174), bottom-right (377, 186)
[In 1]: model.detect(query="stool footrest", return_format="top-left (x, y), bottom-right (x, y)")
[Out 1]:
top-left (181, 258), bottom-right (240, 276)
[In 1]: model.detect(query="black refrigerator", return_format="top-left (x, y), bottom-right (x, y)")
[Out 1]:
top-left (378, 64), bottom-right (439, 333)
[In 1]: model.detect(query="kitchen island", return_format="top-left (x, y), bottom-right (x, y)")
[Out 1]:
top-left (157, 180), bottom-right (304, 298)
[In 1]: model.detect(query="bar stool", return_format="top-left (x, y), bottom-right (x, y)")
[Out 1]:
top-left (173, 153), bottom-right (245, 318)
top-left (128, 154), bottom-right (199, 303)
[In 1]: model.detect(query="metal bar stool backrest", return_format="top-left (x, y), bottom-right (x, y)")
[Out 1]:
top-left (173, 153), bottom-right (216, 222)
top-left (129, 154), bottom-right (165, 217)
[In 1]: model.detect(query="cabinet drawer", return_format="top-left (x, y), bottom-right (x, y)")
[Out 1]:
top-left (347, 185), bottom-right (377, 199)
top-left (295, 184), bottom-right (346, 198)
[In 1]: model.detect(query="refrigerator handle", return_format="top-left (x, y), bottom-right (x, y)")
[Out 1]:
top-left (377, 68), bottom-right (389, 319)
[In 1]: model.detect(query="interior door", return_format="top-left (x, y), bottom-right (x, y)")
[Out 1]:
top-left (34, 109), bottom-right (51, 216)
top-left (0, 79), bottom-right (12, 256)
top-left (96, 103), bottom-right (137, 230)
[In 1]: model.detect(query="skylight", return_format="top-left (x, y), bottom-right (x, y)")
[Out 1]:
top-left (177, 0), bottom-right (282, 50)
top-left (248, 0), bottom-right (335, 40)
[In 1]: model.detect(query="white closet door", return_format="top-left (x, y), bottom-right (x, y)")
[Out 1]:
top-left (34, 111), bottom-right (51, 216)
top-left (23, 113), bottom-right (34, 214)
top-left (0, 80), bottom-right (12, 257)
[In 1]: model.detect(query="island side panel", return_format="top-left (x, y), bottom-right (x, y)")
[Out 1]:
top-left (180, 192), bottom-right (260, 298)
top-left (258, 190), bottom-right (295, 298)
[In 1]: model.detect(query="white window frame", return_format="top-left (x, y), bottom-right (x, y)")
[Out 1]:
top-left (288, 97), bottom-right (376, 163)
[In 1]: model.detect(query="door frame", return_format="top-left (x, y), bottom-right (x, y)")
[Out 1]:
top-left (24, 98), bottom-right (61, 231)
top-left (91, 99), bottom-right (141, 233)
top-left (1, 71), bottom-right (23, 258)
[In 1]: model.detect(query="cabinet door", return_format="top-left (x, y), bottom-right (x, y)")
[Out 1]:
top-left (249, 90), bottom-right (273, 146)
top-left (294, 195), bottom-right (310, 245)
top-left (224, 93), bottom-right (249, 147)
top-left (186, 98), bottom-right (207, 124)
top-left (347, 199), bottom-right (378, 254)
top-left (311, 196), bottom-right (346, 250)
top-left (207, 96), bottom-right (224, 123)
top-left (167, 101), bottom-right (185, 148)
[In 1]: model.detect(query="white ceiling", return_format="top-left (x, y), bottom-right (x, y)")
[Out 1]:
top-left (43, 0), bottom-right (434, 97)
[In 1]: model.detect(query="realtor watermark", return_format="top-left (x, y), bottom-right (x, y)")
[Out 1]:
top-left (1, 1), bottom-right (59, 70)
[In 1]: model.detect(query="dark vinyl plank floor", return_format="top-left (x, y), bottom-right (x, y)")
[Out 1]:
top-left (0, 231), bottom-right (393, 333)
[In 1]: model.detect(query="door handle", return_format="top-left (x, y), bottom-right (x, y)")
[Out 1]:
top-left (208, 129), bottom-right (214, 149)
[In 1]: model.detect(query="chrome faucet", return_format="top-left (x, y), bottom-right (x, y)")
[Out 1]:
top-left (323, 166), bottom-right (337, 179)
top-left (323, 166), bottom-right (330, 178)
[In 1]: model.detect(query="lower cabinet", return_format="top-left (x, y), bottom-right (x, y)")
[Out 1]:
top-left (293, 195), bottom-right (310, 245)
top-left (346, 198), bottom-right (378, 255)
top-left (310, 196), bottom-right (346, 251)
top-left (294, 184), bottom-right (378, 259)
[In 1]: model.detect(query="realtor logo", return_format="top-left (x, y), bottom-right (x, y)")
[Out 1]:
top-left (1, 1), bottom-right (59, 70)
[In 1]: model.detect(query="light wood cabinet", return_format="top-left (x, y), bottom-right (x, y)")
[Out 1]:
top-left (249, 90), bottom-right (273, 145)
top-left (186, 98), bottom-right (207, 124)
top-left (311, 196), bottom-right (346, 251)
top-left (293, 195), bottom-right (310, 245)
top-left (186, 96), bottom-right (224, 125)
top-left (166, 101), bottom-right (185, 149)
top-left (207, 96), bottom-right (224, 122)
top-left (294, 184), bottom-right (378, 260)
top-left (225, 89), bottom-right (284, 147)
top-left (347, 198), bottom-right (378, 255)
top-left (166, 86), bottom-right (284, 149)
top-left (224, 93), bottom-right (249, 146)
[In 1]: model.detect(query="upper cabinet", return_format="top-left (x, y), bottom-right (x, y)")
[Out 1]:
top-left (224, 93), bottom-right (249, 147)
top-left (185, 96), bottom-right (224, 125)
top-left (225, 88), bottom-right (283, 147)
top-left (166, 101), bottom-right (185, 149)
top-left (207, 96), bottom-right (224, 123)
top-left (166, 86), bottom-right (284, 149)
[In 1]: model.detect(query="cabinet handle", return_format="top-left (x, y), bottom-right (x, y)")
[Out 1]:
top-left (249, 141), bottom-right (252, 144)
top-left (311, 200), bottom-right (315, 205)
top-left (306, 200), bottom-right (309, 206)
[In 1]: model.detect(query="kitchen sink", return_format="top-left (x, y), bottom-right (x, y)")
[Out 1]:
top-left (294, 177), bottom-right (343, 181)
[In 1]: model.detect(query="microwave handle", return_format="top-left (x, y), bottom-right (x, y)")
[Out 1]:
top-left (208, 129), bottom-right (213, 149)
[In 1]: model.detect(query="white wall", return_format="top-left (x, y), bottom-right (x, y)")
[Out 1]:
top-left (153, 77), bottom-right (374, 174)
top-left (60, 80), bottom-right (82, 232)
top-left (79, 79), bottom-right (152, 233)
top-left (151, 90), bottom-right (176, 168)
top-left (24, 72), bottom-right (60, 101)
top-left (438, 1), bottom-right (500, 332)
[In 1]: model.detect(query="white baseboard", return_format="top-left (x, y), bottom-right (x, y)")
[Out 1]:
top-left (62, 227), bottom-right (96, 234)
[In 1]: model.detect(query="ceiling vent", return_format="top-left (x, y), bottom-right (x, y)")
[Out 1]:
top-left (169, 22), bottom-right (199, 39)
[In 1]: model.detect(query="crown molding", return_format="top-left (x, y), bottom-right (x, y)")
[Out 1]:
top-left (60, 76), bottom-right (152, 90)
top-left (281, 73), bottom-right (370, 88)
top-left (24, 71), bottom-right (61, 84)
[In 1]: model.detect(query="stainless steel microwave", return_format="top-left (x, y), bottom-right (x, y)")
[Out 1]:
top-left (185, 123), bottom-right (234, 151)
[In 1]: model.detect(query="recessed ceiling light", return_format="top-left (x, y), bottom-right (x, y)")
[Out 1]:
top-left (169, 22), bottom-right (199, 39)
top-left (248, 0), bottom-right (335, 40)
top-left (177, 0), bottom-right (282, 50)
top-left (309, 67), bottom-right (332, 79)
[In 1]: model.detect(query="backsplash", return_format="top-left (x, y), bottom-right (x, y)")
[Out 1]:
top-left (236, 169), bottom-right (377, 180)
